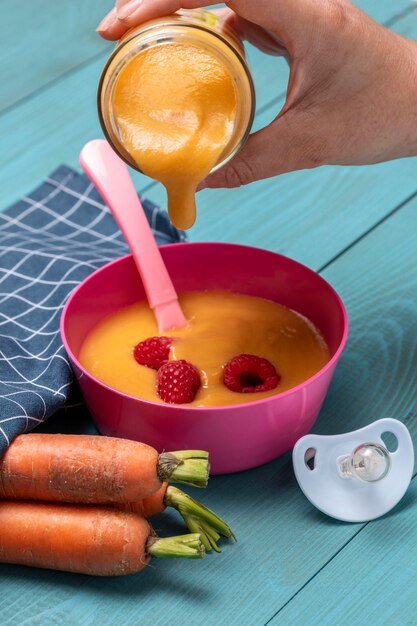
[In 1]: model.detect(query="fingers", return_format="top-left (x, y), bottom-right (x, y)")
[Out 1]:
top-left (200, 110), bottom-right (325, 188)
top-left (222, 13), bottom-right (286, 56)
top-left (118, 0), bottom-right (214, 25)
top-left (96, 8), bottom-right (128, 40)
top-left (97, 1), bottom-right (288, 55)
top-left (226, 0), bottom-right (316, 30)
top-left (226, 0), bottom-right (285, 30)
top-left (97, 0), bottom-right (314, 50)
top-left (226, 0), bottom-right (334, 53)
top-left (97, 0), bottom-right (217, 39)
top-left (97, 0), bottom-right (327, 46)
top-left (97, 0), bottom-right (133, 37)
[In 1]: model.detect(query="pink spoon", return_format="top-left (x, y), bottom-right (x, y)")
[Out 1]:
top-left (80, 139), bottom-right (187, 331)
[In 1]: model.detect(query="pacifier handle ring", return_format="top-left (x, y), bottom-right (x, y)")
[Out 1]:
top-left (292, 434), bottom-right (321, 478)
top-left (375, 417), bottom-right (412, 457)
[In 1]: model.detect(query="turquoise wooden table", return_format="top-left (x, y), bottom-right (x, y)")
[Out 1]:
top-left (1, 2), bottom-right (416, 624)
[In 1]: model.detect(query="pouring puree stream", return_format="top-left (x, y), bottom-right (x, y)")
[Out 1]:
top-left (112, 42), bottom-right (237, 229)
top-left (79, 291), bottom-right (330, 407)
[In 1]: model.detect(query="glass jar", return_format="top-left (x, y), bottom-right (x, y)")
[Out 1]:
top-left (97, 8), bottom-right (256, 173)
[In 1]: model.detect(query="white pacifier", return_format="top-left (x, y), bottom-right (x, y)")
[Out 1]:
top-left (292, 418), bottom-right (414, 522)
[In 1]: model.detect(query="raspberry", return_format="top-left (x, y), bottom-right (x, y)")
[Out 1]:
top-left (133, 336), bottom-right (172, 370)
top-left (157, 359), bottom-right (201, 404)
top-left (223, 354), bottom-right (280, 393)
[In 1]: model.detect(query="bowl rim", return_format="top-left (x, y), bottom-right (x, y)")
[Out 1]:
top-left (60, 242), bottom-right (349, 411)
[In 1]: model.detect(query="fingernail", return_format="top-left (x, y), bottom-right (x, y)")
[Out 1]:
top-left (117, 0), bottom-right (142, 20)
top-left (96, 8), bottom-right (117, 32)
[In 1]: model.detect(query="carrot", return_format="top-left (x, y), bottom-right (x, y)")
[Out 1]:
top-left (133, 483), bottom-right (168, 517)
top-left (0, 500), bottom-right (205, 576)
top-left (126, 484), bottom-right (235, 552)
top-left (0, 434), bottom-right (209, 503)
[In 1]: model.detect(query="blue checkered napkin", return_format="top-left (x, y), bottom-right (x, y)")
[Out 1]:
top-left (0, 165), bottom-right (185, 456)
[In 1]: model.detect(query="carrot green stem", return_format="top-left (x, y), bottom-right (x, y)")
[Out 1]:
top-left (182, 515), bottom-right (221, 553)
top-left (164, 485), bottom-right (236, 552)
top-left (158, 451), bottom-right (210, 488)
top-left (146, 533), bottom-right (205, 559)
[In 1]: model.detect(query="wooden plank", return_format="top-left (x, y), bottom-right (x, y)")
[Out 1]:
top-left (1, 0), bottom-right (410, 113)
top-left (0, 0), bottom-right (113, 112)
top-left (147, 124), bottom-right (417, 272)
top-left (1, 169), bottom-right (416, 626)
top-left (0, 43), bottom-right (288, 211)
top-left (270, 479), bottom-right (417, 625)
top-left (355, 0), bottom-right (413, 21)
top-left (0, 1), bottom-right (414, 210)
top-left (0, 4), bottom-right (415, 624)
top-left (267, 192), bottom-right (417, 624)
top-left (0, 55), bottom-right (145, 205)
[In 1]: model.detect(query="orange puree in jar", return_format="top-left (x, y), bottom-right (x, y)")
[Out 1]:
top-left (111, 43), bottom-right (237, 230)
top-left (98, 9), bottom-right (255, 229)
top-left (79, 291), bottom-right (330, 407)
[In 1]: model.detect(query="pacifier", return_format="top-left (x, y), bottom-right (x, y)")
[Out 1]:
top-left (292, 418), bottom-right (414, 522)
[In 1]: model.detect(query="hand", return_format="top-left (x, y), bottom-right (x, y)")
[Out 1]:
top-left (97, 1), bottom-right (417, 189)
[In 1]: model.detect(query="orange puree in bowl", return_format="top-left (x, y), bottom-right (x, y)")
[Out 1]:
top-left (79, 291), bottom-right (330, 407)
top-left (112, 43), bottom-right (237, 230)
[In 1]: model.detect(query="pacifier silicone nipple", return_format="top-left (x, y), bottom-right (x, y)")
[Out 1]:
top-left (338, 442), bottom-right (391, 483)
top-left (292, 418), bottom-right (414, 522)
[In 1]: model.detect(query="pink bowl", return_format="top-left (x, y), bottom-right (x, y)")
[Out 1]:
top-left (60, 243), bottom-right (348, 474)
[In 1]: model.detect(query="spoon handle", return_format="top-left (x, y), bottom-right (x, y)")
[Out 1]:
top-left (80, 140), bottom-right (187, 331)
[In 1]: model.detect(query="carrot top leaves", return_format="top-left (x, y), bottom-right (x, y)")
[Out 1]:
top-left (146, 533), bottom-right (205, 559)
top-left (165, 486), bottom-right (235, 552)
top-left (157, 450), bottom-right (209, 488)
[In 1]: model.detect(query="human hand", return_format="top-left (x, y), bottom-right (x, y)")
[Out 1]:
top-left (97, 1), bottom-right (417, 188)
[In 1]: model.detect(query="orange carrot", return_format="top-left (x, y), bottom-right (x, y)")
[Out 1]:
top-left (0, 434), bottom-right (209, 503)
top-left (130, 483), bottom-right (168, 517)
top-left (0, 500), bottom-right (204, 576)
top-left (127, 484), bottom-right (235, 552)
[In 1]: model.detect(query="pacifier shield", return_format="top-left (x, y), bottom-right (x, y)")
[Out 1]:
top-left (292, 418), bottom-right (414, 522)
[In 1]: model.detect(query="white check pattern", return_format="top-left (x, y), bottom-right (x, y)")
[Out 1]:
top-left (0, 166), bottom-right (185, 455)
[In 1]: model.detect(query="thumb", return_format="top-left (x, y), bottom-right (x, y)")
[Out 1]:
top-left (226, 0), bottom-right (324, 52)
top-left (201, 110), bottom-right (324, 189)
